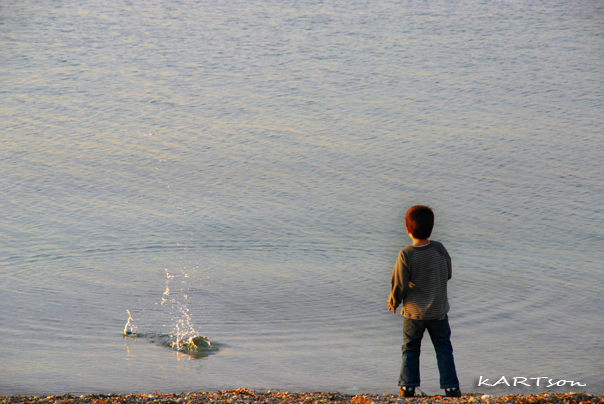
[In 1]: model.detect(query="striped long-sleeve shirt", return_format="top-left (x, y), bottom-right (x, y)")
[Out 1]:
top-left (388, 241), bottom-right (452, 320)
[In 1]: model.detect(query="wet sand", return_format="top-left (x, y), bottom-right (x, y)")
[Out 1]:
top-left (1, 389), bottom-right (601, 404)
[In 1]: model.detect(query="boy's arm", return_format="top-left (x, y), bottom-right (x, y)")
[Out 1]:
top-left (444, 246), bottom-right (452, 280)
top-left (436, 241), bottom-right (453, 280)
top-left (388, 250), bottom-right (409, 314)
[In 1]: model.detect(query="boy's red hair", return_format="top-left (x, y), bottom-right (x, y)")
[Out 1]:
top-left (405, 205), bottom-right (434, 239)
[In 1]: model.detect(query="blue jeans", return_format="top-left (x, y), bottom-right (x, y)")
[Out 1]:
top-left (399, 315), bottom-right (460, 389)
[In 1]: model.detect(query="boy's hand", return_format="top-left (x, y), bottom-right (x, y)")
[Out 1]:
top-left (388, 301), bottom-right (398, 314)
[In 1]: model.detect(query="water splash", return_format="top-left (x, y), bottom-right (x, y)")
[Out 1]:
top-left (123, 268), bottom-right (217, 358)
top-left (159, 268), bottom-right (215, 355)
top-left (123, 309), bottom-right (139, 336)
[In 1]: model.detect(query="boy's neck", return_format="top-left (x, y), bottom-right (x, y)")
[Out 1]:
top-left (409, 235), bottom-right (430, 247)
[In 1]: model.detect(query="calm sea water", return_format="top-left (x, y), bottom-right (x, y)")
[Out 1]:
top-left (1, 0), bottom-right (603, 397)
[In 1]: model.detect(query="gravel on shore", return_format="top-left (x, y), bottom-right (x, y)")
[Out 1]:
top-left (2, 389), bottom-right (602, 404)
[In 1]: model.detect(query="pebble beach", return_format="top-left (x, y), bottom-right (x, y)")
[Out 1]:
top-left (2, 390), bottom-right (602, 404)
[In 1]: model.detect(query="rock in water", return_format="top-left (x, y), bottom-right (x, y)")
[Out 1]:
top-left (189, 336), bottom-right (212, 349)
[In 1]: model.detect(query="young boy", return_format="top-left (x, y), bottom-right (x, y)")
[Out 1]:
top-left (388, 205), bottom-right (461, 398)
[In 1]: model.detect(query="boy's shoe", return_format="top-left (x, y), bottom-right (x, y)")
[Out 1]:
top-left (400, 386), bottom-right (415, 398)
top-left (444, 387), bottom-right (462, 397)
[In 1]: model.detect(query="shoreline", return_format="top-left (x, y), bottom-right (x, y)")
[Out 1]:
top-left (1, 389), bottom-right (602, 404)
